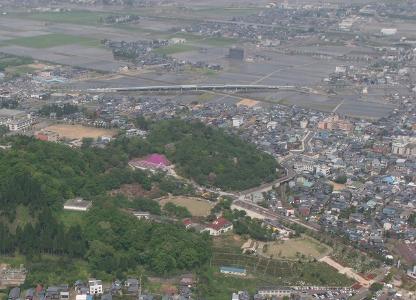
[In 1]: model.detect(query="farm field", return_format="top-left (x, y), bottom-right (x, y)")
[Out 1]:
top-left (0, 54), bottom-right (32, 71)
top-left (44, 124), bottom-right (117, 140)
top-left (158, 196), bottom-right (214, 217)
top-left (211, 251), bottom-right (353, 287)
top-left (2, 33), bottom-right (101, 49)
top-left (260, 236), bottom-right (332, 260)
top-left (7, 10), bottom-right (114, 26)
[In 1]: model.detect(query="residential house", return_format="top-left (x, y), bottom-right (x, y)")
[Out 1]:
top-left (89, 279), bottom-right (103, 295)
top-left (202, 217), bottom-right (233, 236)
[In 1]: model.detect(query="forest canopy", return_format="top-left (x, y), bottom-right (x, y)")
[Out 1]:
top-left (0, 119), bottom-right (278, 279)
top-left (147, 119), bottom-right (279, 190)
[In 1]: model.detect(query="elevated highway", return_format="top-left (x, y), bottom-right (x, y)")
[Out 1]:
top-left (86, 84), bottom-right (315, 94)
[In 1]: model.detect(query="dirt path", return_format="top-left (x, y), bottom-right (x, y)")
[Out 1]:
top-left (319, 256), bottom-right (372, 287)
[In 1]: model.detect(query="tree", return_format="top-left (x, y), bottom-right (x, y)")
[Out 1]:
top-left (147, 119), bottom-right (279, 191)
top-left (0, 125), bottom-right (9, 136)
top-left (369, 282), bottom-right (383, 293)
top-left (334, 174), bottom-right (347, 184)
top-left (81, 137), bottom-right (94, 149)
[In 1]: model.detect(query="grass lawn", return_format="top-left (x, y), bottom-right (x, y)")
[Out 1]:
top-left (57, 210), bottom-right (86, 228)
top-left (200, 37), bottom-right (237, 47)
top-left (3, 34), bottom-right (102, 49)
top-left (153, 43), bottom-right (196, 55)
top-left (261, 235), bottom-right (331, 260)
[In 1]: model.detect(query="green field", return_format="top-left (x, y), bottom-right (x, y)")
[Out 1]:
top-left (5, 65), bottom-right (37, 76)
top-left (8, 10), bottom-right (113, 26)
top-left (3, 34), bottom-right (102, 48)
top-left (0, 54), bottom-right (33, 71)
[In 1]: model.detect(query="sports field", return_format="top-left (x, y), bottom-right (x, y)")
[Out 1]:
top-left (158, 196), bottom-right (214, 217)
top-left (44, 124), bottom-right (117, 140)
top-left (261, 236), bottom-right (331, 260)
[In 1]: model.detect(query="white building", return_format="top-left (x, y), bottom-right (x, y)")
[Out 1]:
top-left (316, 165), bottom-right (331, 176)
top-left (266, 121), bottom-right (278, 130)
top-left (219, 266), bottom-right (246, 276)
top-left (232, 116), bottom-right (244, 128)
top-left (335, 66), bottom-right (347, 74)
top-left (64, 198), bottom-right (92, 212)
top-left (300, 119), bottom-right (308, 129)
top-left (257, 287), bottom-right (292, 297)
top-left (294, 161), bottom-right (315, 173)
top-left (391, 137), bottom-right (416, 157)
top-left (8, 119), bottom-right (33, 131)
top-left (133, 211), bottom-right (151, 220)
top-left (88, 279), bottom-right (103, 295)
top-left (339, 18), bottom-right (355, 31)
top-left (0, 109), bottom-right (35, 132)
top-left (169, 38), bottom-right (186, 45)
top-left (381, 28), bottom-right (397, 36)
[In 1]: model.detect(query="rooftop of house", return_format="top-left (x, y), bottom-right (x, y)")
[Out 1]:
top-left (64, 198), bottom-right (92, 209)
top-left (220, 266), bottom-right (246, 273)
top-left (142, 154), bottom-right (171, 166)
top-left (208, 217), bottom-right (232, 231)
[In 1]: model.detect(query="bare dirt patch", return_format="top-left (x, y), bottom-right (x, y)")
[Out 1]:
top-left (329, 181), bottom-right (346, 191)
top-left (158, 196), bottom-right (214, 217)
top-left (237, 98), bottom-right (259, 108)
top-left (108, 183), bottom-right (159, 199)
top-left (45, 124), bottom-right (117, 140)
